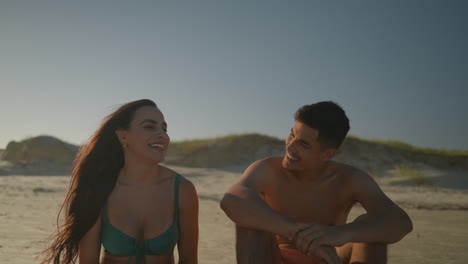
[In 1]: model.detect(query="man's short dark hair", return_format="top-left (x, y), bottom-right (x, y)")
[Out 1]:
top-left (294, 101), bottom-right (350, 149)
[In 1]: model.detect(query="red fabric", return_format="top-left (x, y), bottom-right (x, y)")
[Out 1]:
top-left (280, 248), bottom-right (317, 264)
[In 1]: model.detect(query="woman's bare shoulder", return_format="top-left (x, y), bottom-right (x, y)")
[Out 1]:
top-left (158, 165), bottom-right (178, 177)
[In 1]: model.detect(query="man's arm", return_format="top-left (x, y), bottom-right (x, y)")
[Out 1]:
top-left (222, 159), bottom-right (343, 264)
top-left (295, 168), bottom-right (413, 251)
top-left (342, 169), bottom-right (413, 244)
top-left (220, 159), bottom-right (297, 240)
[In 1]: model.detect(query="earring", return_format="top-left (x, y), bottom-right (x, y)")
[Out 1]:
top-left (123, 143), bottom-right (128, 149)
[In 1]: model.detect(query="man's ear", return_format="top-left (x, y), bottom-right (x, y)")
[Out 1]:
top-left (321, 148), bottom-right (336, 162)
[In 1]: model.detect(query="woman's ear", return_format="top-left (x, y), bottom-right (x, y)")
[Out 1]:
top-left (115, 129), bottom-right (127, 145)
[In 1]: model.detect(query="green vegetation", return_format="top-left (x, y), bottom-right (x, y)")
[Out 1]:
top-left (347, 135), bottom-right (468, 157)
top-left (170, 133), bottom-right (282, 155)
top-left (166, 133), bottom-right (285, 168)
top-left (393, 164), bottom-right (435, 188)
top-left (165, 133), bottom-right (468, 170)
top-left (370, 168), bottom-right (381, 179)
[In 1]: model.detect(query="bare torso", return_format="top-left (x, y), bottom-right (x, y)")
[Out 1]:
top-left (261, 157), bottom-right (356, 246)
top-left (100, 251), bottom-right (174, 264)
top-left (100, 166), bottom-right (177, 264)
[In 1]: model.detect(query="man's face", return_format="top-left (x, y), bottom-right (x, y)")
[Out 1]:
top-left (282, 121), bottom-right (332, 172)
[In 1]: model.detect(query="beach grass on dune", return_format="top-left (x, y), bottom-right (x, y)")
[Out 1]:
top-left (392, 164), bottom-right (435, 187)
top-left (351, 136), bottom-right (468, 157)
top-left (169, 132), bottom-right (280, 154)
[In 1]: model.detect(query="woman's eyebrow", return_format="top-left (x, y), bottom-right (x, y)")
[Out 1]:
top-left (140, 119), bottom-right (167, 127)
top-left (140, 119), bottom-right (157, 125)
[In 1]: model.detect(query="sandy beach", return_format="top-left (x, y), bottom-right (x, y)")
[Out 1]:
top-left (1, 166), bottom-right (468, 264)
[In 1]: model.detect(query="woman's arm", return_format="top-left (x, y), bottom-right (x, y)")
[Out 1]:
top-left (177, 178), bottom-right (199, 264)
top-left (78, 213), bottom-right (102, 264)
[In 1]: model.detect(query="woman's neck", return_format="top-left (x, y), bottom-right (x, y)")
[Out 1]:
top-left (119, 156), bottom-right (161, 184)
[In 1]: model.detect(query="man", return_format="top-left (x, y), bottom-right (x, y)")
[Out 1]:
top-left (220, 101), bottom-right (413, 264)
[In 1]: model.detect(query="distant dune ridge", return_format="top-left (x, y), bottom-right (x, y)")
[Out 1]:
top-left (166, 133), bottom-right (284, 170)
top-left (0, 136), bottom-right (78, 175)
top-left (1, 134), bottom-right (467, 177)
top-left (167, 133), bottom-right (468, 173)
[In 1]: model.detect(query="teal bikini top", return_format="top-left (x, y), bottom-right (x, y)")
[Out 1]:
top-left (101, 174), bottom-right (181, 263)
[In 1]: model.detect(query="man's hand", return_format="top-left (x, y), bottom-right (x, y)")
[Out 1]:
top-left (294, 222), bottom-right (349, 248)
top-left (293, 223), bottom-right (349, 264)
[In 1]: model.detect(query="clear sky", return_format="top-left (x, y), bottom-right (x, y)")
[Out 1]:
top-left (1, 1), bottom-right (467, 150)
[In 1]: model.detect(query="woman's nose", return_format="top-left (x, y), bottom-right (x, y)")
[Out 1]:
top-left (155, 129), bottom-right (167, 137)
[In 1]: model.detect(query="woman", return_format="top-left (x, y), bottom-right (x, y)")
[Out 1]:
top-left (42, 99), bottom-right (198, 264)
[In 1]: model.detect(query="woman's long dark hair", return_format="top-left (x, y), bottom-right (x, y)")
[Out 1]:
top-left (41, 99), bottom-right (157, 264)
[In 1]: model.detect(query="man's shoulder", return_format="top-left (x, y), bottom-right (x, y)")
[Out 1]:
top-left (235, 157), bottom-right (283, 190)
top-left (245, 156), bottom-right (283, 177)
top-left (256, 156), bottom-right (283, 166)
top-left (332, 161), bottom-right (370, 180)
top-left (331, 161), bottom-right (379, 194)
top-left (252, 156), bottom-right (282, 169)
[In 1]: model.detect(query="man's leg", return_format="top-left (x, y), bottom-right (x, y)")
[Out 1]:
top-left (236, 225), bottom-right (283, 264)
top-left (337, 243), bottom-right (387, 264)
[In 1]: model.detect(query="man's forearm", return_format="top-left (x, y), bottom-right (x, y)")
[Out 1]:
top-left (344, 207), bottom-right (413, 244)
top-left (220, 188), bottom-right (296, 239)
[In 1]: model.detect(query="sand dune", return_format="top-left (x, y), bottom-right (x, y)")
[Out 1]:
top-left (1, 166), bottom-right (468, 264)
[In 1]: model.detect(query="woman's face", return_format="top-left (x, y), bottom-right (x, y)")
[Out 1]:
top-left (118, 106), bottom-right (170, 163)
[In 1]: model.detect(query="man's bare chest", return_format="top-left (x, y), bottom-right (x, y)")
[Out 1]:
top-left (262, 182), bottom-right (353, 226)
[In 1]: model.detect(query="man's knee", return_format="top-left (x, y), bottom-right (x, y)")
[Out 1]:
top-left (236, 225), bottom-right (277, 244)
top-left (339, 242), bottom-right (387, 264)
top-left (235, 226), bottom-right (282, 264)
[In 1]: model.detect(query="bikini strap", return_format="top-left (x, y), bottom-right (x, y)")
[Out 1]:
top-left (174, 174), bottom-right (181, 220)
